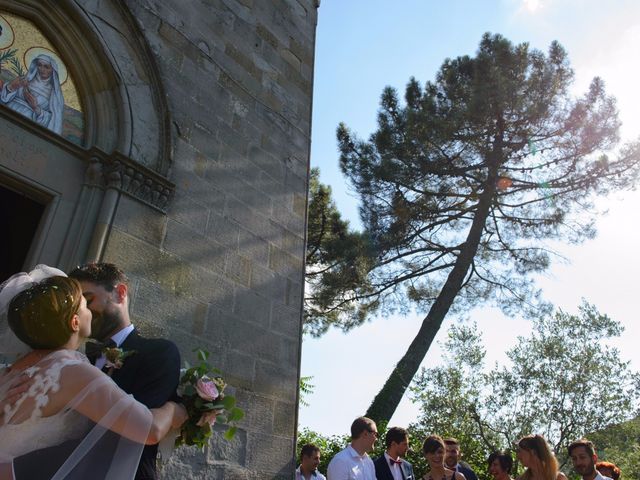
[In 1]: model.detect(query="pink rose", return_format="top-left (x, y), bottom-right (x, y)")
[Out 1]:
top-left (195, 377), bottom-right (219, 401)
top-left (196, 410), bottom-right (219, 427)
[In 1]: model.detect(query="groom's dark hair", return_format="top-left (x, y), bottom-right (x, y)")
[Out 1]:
top-left (69, 263), bottom-right (128, 291)
top-left (385, 427), bottom-right (408, 448)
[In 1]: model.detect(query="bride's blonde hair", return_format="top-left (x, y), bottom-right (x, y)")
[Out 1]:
top-left (8, 276), bottom-right (82, 349)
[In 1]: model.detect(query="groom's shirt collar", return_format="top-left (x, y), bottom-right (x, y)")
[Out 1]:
top-left (111, 324), bottom-right (135, 347)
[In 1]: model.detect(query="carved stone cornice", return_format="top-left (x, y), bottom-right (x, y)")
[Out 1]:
top-left (86, 148), bottom-right (174, 213)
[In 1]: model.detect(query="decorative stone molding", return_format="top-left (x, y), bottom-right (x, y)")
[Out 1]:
top-left (87, 149), bottom-right (174, 213)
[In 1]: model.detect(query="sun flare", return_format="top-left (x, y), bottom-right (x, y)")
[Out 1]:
top-left (523, 0), bottom-right (542, 12)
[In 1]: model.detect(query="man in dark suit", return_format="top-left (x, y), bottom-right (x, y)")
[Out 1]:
top-left (70, 262), bottom-right (181, 480)
top-left (444, 438), bottom-right (478, 480)
top-left (374, 427), bottom-right (414, 480)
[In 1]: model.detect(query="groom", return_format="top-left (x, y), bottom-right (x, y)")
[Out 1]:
top-left (69, 262), bottom-right (181, 480)
top-left (374, 427), bottom-right (414, 480)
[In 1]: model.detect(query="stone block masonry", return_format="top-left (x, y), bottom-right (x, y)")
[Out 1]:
top-left (105, 0), bottom-right (318, 478)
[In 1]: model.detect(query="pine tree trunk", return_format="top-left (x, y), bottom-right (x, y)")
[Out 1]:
top-left (365, 164), bottom-right (500, 424)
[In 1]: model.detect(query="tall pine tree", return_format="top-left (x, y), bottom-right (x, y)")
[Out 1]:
top-left (334, 33), bottom-right (640, 423)
top-left (305, 168), bottom-right (376, 335)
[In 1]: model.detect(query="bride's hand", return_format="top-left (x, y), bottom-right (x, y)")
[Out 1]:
top-left (171, 402), bottom-right (188, 430)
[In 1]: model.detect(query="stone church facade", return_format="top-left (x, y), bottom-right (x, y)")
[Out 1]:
top-left (0, 0), bottom-right (317, 478)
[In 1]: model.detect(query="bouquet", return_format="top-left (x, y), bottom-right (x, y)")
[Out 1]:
top-left (175, 349), bottom-right (244, 449)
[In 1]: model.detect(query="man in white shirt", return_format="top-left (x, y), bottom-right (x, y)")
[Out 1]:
top-left (327, 417), bottom-right (378, 480)
top-left (374, 426), bottom-right (414, 480)
top-left (568, 439), bottom-right (613, 480)
top-left (296, 444), bottom-right (326, 480)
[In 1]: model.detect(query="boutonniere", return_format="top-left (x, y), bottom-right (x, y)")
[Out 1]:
top-left (103, 347), bottom-right (136, 374)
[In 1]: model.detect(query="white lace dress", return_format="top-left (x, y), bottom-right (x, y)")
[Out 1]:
top-left (0, 351), bottom-right (89, 456)
top-left (0, 349), bottom-right (153, 479)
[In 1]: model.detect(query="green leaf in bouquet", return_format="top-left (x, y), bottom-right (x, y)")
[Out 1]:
top-left (183, 384), bottom-right (196, 396)
top-left (222, 395), bottom-right (236, 409)
top-left (205, 402), bottom-right (225, 410)
top-left (183, 360), bottom-right (191, 369)
top-left (194, 349), bottom-right (209, 362)
top-left (227, 407), bottom-right (244, 422)
top-left (224, 426), bottom-right (237, 440)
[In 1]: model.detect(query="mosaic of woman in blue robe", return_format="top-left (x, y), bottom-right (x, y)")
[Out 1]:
top-left (0, 53), bottom-right (64, 134)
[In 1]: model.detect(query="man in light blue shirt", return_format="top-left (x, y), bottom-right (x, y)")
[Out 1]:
top-left (296, 444), bottom-right (326, 480)
top-left (327, 417), bottom-right (378, 480)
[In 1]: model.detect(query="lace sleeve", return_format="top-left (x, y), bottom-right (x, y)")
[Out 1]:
top-left (0, 351), bottom-right (152, 480)
top-left (1, 352), bottom-right (88, 425)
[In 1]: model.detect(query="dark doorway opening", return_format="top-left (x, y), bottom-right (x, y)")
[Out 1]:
top-left (0, 184), bottom-right (46, 281)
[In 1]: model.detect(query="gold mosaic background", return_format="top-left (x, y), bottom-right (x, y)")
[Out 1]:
top-left (0, 11), bottom-right (81, 111)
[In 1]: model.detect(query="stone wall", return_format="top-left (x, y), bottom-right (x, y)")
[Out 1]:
top-left (97, 1), bottom-right (318, 478)
top-left (0, 0), bottom-right (315, 475)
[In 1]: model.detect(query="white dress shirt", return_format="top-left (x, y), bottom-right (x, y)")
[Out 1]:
top-left (384, 452), bottom-right (403, 480)
top-left (94, 324), bottom-right (135, 370)
top-left (327, 445), bottom-right (376, 480)
top-left (594, 472), bottom-right (613, 480)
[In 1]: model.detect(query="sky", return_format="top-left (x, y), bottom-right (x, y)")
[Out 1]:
top-left (299, 0), bottom-right (640, 437)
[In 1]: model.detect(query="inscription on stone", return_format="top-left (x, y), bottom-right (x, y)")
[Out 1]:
top-left (0, 129), bottom-right (48, 176)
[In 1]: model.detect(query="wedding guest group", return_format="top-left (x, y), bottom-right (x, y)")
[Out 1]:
top-left (568, 439), bottom-right (613, 480)
top-left (374, 426), bottom-right (414, 480)
top-left (327, 416), bottom-right (378, 480)
top-left (297, 443), bottom-right (326, 480)
top-left (0, 265), bottom-right (187, 479)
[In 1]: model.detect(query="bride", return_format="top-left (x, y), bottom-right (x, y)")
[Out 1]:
top-left (0, 266), bottom-right (187, 479)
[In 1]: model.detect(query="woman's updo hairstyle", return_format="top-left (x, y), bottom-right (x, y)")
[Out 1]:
top-left (422, 434), bottom-right (446, 454)
top-left (7, 276), bottom-right (82, 349)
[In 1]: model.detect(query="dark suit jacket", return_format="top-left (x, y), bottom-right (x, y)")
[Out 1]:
top-left (456, 463), bottom-right (479, 480)
top-left (13, 329), bottom-right (180, 480)
top-left (108, 330), bottom-right (181, 480)
top-left (374, 455), bottom-right (414, 480)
